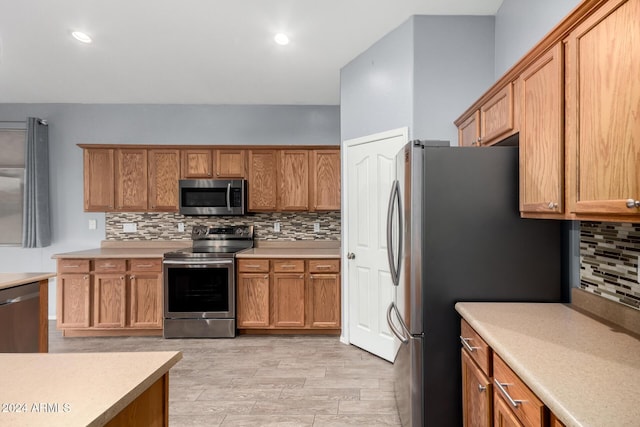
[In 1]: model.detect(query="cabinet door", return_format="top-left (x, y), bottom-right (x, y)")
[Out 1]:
top-left (519, 43), bottom-right (564, 216)
top-left (56, 274), bottom-right (91, 328)
top-left (273, 273), bottom-right (305, 327)
top-left (215, 149), bottom-right (245, 178)
top-left (310, 150), bottom-right (340, 211)
top-left (458, 111), bottom-right (481, 147)
top-left (279, 150), bottom-right (309, 211)
top-left (115, 148), bottom-right (148, 211)
top-left (566, 0), bottom-right (640, 217)
top-left (129, 273), bottom-right (162, 328)
top-left (248, 150), bottom-right (278, 211)
top-left (461, 349), bottom-right (492, 427)
top-left (480, 83), bottom-right (514, 145)
top-left (148, 149), bottom-right (180, 212)
top-left (308, 273), bottom-right (340, 328)
top-left (93, 274), bottom-right (127, 328)
top-left (83, 148), bottom-right (115, 211)
top-left (182, 149), bottom-right (213, 178)
top-left (493, 392), bottom-right (524, 427)
top-left (237, 273), bottom-right (270, 327)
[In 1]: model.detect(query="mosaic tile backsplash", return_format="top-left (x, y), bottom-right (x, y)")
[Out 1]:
top-left (106, 212), bottom-right (341, 241)
top-left (580, 221), bottom-right (640, 311)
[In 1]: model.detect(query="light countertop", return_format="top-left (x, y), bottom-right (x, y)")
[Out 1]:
top-left (455, 302), bottom-right (640, 427)
top-left (0, 351), bottom-right (182, 426)
top-left (52, 248), bottom-right (176, 259)
top-left (0, 273), bottom-right (55, 291)
top-left (236, 247), bottom-right (340, 258)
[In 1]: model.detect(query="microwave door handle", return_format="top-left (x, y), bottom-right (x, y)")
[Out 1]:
top-left (226, 182), bottom-right (232, 212)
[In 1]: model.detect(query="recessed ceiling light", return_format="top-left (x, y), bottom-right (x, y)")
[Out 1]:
top-left (274, 33), bottom-right (289, 46)
top-left (72, 31), bottom-right (92, 44)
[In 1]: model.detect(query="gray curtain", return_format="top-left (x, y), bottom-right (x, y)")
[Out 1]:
top-left (22, 117), bottom-right (51, 247)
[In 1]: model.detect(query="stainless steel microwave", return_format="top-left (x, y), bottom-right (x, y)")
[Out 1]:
top-left (179, 179), bottom-right (247, 216)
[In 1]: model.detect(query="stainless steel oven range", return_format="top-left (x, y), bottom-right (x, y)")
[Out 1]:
top-left (162, 225), bottom-right (254, 338)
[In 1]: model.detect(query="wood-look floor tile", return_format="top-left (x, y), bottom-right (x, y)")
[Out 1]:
top-left (197, 387), bottom-right (279, 401)
top-left (229, 377), bottom-right (306, 389)
top-left (279, 387), bottom-right (360, 401)
top-left (303, 378), bottom-right (380, 389)
top-left (169, 414), bottom-right (225, 427)
top-left (338, 400), bottom-right (399, 415)
top-left (220, 414), bottom-right (314, 426)
top-left (170, 400), bottom-right (254, 416)
top-left (254, 367), bottom-right (326, 378)
top-left (359, 389), bottom-right (396, 401)
top-left (251, 399), bottom-right (338, 415)
top-left (313, 414), bottom-right (401, 426)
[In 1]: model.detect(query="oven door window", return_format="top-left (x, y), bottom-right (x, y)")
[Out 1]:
top-left (167, 266), bottom-right (232, 315)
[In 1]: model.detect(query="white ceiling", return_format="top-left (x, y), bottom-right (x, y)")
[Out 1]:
top-left (0, 0), bottom-right (503, 105)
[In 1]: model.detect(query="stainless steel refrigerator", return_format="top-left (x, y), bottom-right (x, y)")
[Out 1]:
top-left (385, 141), bottom-right (564, 426)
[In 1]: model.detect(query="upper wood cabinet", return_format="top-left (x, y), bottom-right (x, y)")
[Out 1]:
top-left (456, 82), bottom-right (518, 147)
top-left (215, 149), bottom-right (245, 178)
top-left (83, 148), bottom-right (115, 211)
top-left (279, 150), bottom-right (309, 211)
top-left (115, 149), bottom-right (148, 211)
top-left (310, 150), bottom-right (341, 211)
top-left (181, 149), bottom-right (213, 178)
top-left (519, 43), bottom-right (565, 218)
top-left (565, 0), bottom-right (640, 220)
top-left (248, 149), bottom-right (278, 211)
top-left (148, 149), bottom-right (180, 212)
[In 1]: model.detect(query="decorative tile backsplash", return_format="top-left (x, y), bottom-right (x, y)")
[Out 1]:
top-left (106, 212), bottom-right (341, 241)
top-left (580, 221), bottom-right (640, 311)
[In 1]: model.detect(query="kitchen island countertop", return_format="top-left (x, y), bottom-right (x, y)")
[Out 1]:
top-left (0, 273), bottom-right (55, 292)
top-left (455, 302), bottom-right (640, 427)
top-left (0, 351), bottom-right (182, 426)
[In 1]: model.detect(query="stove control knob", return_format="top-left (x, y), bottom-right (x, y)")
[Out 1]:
top-left (236, 227), bottom-right (247, 235)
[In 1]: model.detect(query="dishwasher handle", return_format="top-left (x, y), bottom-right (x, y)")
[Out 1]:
top-left (0, 291), bottom-right (39, 307)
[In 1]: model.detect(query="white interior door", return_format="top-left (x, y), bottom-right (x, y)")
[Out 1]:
top-left (343, 128), bottom-right (408, 362)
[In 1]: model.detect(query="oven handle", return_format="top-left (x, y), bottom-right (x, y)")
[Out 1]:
top-left (163, 259), bottom-right (234, 265)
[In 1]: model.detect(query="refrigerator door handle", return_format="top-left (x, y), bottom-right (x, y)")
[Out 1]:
top-left (386, 179), bottom-right (403, 286)
top-left (386, 302), bottom-right (409, 344)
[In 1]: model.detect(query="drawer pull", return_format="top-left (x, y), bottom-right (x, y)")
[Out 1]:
top-left (280, 264), bottom-right (297, 268)
top-left (135, 264), bottom-right (153, 268)
top-left (130, 275), bottom-right (136, 280)
top-left (64, 264), bottom-right (81, 268)
top-left (478, 384), bottom-right (487, 392)
top-left (245, 264), bottom-right (263, 268)
top-left (315, 265), bottom-right (332, 269)
top-left (264, 275), bottom-right (269, 279)
top-left (101, 264), bottom-right (116, 268)
top-left (460, 336), bottom-right (478, 352)
top-left (494, 379), bottom-right (524, 408)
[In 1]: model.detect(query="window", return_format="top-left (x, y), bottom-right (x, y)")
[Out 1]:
top-left (0, 129), bottom-right (26, 245)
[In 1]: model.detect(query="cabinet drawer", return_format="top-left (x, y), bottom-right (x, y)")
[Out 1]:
top-left (94, 259), bottom-right (127, 273)
top-left (460, 319), bottom-right (491, 376)
top-left (308, 259), bottom-right (340, 273)
top-left (58, 259), bottom-right (91, 273)
top-left (493, 354), bottom-right (545, 427)
top-left (273, 260), bottom-right (305, 273)
top-left (130, 258), bottom-right (162, 272)
top-left (238, 259), bottom-right (270, 273)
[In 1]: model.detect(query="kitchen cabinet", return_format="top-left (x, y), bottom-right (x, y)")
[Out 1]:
top-left (181, 149), bottom-right (213, 178)
top-left (456, 82), bottom-right (518, 147)
top-left (310, 150), bottom-right (341, 211)
top-left (83, 148), bottom-right (115, 211)
top-left (279, 150), bottom-right (309, 210)
top-left (236, 258), bottom-right (341, 333)
top-left (248, 150), bottom-right (278, 211)
top-left (519, 43), bottom-right (564, 217)
top-left (148, 149), bottom-right (180, 212)
top-left (115, 149), bottom-right (148, 211)
top-left (565, 0), bottom-right (640, 220)
top-left (215, 149), bottom-right (246, 178)
top-left (460, 319), bottom-right (567, 427)
top-left (55, 257), bottom-right (163, 336)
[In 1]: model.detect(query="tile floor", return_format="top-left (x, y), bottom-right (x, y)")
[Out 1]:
top-left (48, 323), bottom-right (401, 426)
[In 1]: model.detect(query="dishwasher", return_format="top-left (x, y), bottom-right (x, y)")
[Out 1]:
top-left (0, 282), bottom-right (40, 352)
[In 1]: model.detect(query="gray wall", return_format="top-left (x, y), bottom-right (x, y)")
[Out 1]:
top-left (340, 19), bottom-right (414, 142)
top-left (412, 15), bottom-right (494, 144)
top-left (0, 103), bottom-right (339, 316)
top-left (494, 0), bottom-right (581, 77)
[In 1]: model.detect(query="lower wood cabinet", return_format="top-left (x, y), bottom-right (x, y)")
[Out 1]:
top-left (56, 258), bottom-right (163, 336)
top-left (237, 258), bottom-right (340, 333)
top-left (460, 319), bottom-right (565, 427)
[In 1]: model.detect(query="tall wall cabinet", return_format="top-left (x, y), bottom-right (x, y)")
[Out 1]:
top-left (455, 0), bottom-right (640, 222)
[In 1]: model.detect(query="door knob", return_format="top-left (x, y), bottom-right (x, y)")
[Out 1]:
top-left (347, 252), bottom-right (356, 260)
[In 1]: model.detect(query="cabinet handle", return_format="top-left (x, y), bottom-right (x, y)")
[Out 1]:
top-left (494, 379), bottom-right (524, 408)
top-left (460, 336), bottom-right (478, 353)
top-left (130, 275), bottom-right (136, 280)
top-left (135, 264), bottom-right (153, 268)
top-left (626, 199), bottom-right (640, 208)
top-left (547, 202), bottom-right (558, 210)
top-left (64, 265), bottom-right (81, 268)
top-left (264, 275), bottom-right (269, 279)
top-left (83, 275), bottom-right (89, 280)
top-left (120, 276), bottom-right (125, 280)
top-left (101, 263), bottom-right (116, 268)
top-left (315, 265), bottom-right (332, 269)
top-left (478, 384), bottom-right (487, 392)
top-left (245, 264), bottom-right (262, 268)
top-left (280, 264), bottom-right (297, 268)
